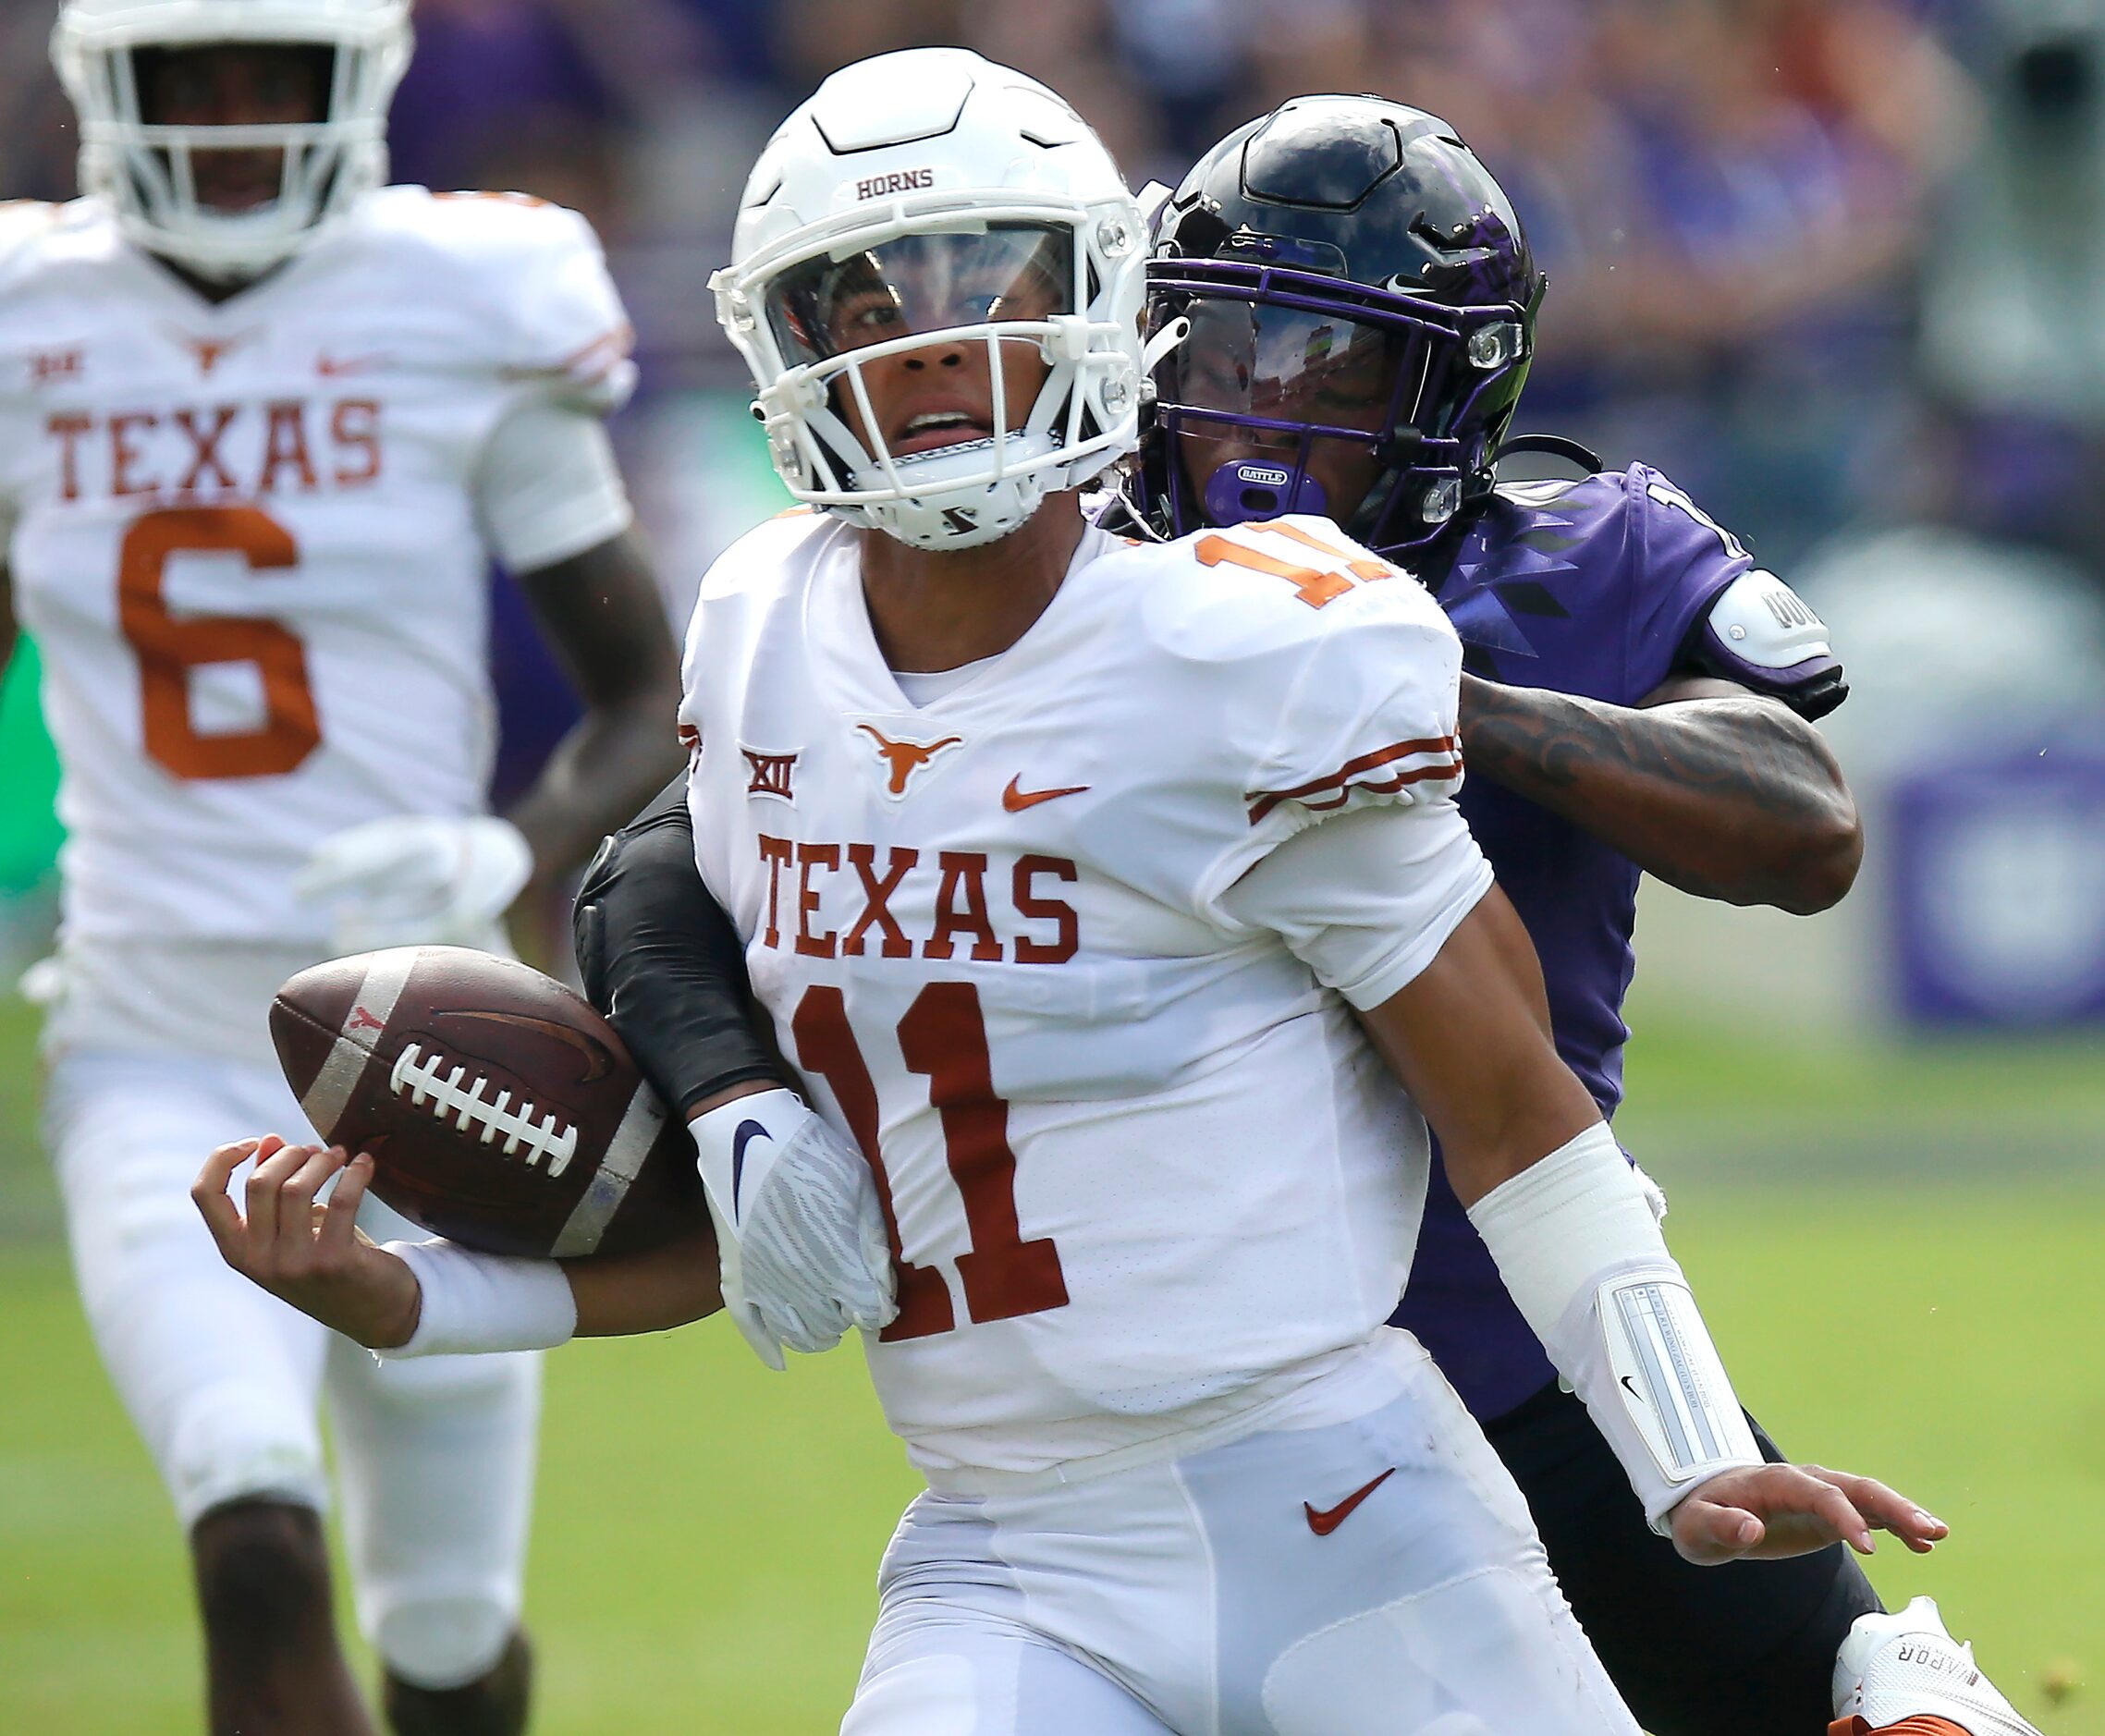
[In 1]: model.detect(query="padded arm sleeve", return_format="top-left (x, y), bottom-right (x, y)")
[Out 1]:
top-left (572, 777), bottom-right (781, 1115)
top-left (1676, 568), bottom-right (1848, 719)
top-left (1467, 1123), bottom-right (1764, 1531)
top-left (502, 201), bottom-right (638, 416)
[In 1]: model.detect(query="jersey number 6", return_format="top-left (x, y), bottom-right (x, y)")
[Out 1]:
top-left (793, 981), bottom-right (1070, 1341)
top-left (118, 506), bottom-right (322, 781)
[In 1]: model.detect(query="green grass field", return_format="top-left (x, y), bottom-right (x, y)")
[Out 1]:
top-left (2, 990), bottom-right (2100, 1734)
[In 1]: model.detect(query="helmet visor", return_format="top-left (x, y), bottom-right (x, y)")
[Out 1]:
top-left (1168, 298), bottom-right (1405, 434)
top-left (1157, 296), bottom-right (1425, 526)
top-left (766, 223), bottom-right (1075, 369)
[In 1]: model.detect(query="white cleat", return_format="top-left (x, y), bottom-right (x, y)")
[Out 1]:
top-left (1831, 1596), bottom-right (2046, 1735)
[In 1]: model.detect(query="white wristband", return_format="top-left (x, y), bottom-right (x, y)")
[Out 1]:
top-left (383, 1238), bottom-right (578, 1359)
top-left (1467, 1123), bottom-right (1762, 1532)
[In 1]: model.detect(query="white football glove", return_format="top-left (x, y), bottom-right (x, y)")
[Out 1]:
top-left (690, 1088), bottom-right (898, 1370)
top-left (295, 816), bottom-right (534, 953)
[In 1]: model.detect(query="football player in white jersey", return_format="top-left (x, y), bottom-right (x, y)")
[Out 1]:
top-left (197, 49), bottom-right (1945, 1736)
top-left (4, 4), bottom-right (682, 1732)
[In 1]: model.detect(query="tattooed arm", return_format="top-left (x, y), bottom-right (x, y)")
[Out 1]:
top-left (1457, 672), bottom-right (1863, 914)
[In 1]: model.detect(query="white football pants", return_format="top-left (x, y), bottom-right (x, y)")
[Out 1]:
top-left (845, 1333), bottom-right (1638, 1736)
top-left (46, 1047), bottom-right (542, 1690)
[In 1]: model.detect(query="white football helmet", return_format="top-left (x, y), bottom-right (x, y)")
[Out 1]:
top-left (713, 48), bottom-right (1148, 551)
top-left (52, 0), bottom-right (412, 281)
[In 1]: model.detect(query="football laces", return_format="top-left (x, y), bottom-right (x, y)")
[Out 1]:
top-left (388, 1043), bottom-right (578, 1176)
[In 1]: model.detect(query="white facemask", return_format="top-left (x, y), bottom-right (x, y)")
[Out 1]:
top-left (52, 0), bottom-right (413, 282)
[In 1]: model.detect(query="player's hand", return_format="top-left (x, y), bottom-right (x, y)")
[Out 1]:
top-left (1667, 1462), bottom-right (1950, 1566)
top-left (691, 1091), bottom-right (899, 1370)
top-left (294, 815), bottom-right (534, 952)
top-left (192, 1136), bottom-right (422, 1350)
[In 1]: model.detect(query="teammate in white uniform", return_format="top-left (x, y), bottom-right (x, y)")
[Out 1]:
top-left (6, 5), bottom-right (682, 1732)
top-left (197, 49), bottom-right (1944, 1736)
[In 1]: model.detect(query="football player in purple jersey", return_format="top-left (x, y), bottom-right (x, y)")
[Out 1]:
top-left (560, 95), bottom-right (2039, 1736)
top-left (1128, 95), bottom-right (2037, 1736)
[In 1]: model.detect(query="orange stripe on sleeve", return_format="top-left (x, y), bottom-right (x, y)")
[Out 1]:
top-left (1245, 736), bottom-right (1462, 825)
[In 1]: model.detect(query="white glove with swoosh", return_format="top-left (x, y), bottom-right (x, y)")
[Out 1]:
top-left (690, 1088), bottom-right (899, 1370)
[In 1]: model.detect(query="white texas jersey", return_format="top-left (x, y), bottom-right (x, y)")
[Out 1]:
top-left (0, 189), bottom-right (634, 947)
top-left (681, 510), bottom-right (1482, 1479)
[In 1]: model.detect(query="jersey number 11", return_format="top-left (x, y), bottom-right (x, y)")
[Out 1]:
top-left (793, 982), bottom-right (1071, 1341)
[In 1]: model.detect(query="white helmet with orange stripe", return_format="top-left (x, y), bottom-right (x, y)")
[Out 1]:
top-left (713, 48), bottom-right (1148, 552)
top-left (52, 0), bottom-right (412, 281)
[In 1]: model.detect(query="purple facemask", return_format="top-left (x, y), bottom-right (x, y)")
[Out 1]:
top-left (1142, 251), bottom-right (1533, 556)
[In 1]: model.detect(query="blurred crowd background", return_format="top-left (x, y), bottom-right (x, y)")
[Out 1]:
top-left (4, 0), bottom-right (2105, 1030)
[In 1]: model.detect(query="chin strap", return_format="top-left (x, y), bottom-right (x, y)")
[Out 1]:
top-left (1103, 475), bottom-right (1169, 543)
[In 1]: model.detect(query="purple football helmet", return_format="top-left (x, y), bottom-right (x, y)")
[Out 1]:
top-left (1140, 95), bottom-right (1545, 555)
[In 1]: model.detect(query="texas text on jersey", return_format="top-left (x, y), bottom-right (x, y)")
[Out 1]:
top-left (681, 505), bottom-right (1490, 1477)
top-left (0, 187), bottom-right (633, 1008)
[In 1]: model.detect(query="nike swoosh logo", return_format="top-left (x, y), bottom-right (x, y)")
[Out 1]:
top-left (1002, 776), bottom-right (1090, 813)
top-left (1621, 1375), bottom-right (1644, 1401)
top-left (729, 1119), bottom-right (770, 1223)
top-left (317, 352), bottom-right (390, 376)
top-left (1303, 1467), bottom-right (1396, 1537)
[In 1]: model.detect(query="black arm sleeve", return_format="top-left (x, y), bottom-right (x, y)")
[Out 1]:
top-left (572, 776), bottom-right (782, 1116)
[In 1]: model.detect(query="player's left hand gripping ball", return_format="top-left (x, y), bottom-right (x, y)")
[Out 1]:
top-left (690, 1089), bottom-right (899, 1370)
top-left (295, 814), bottom-right (534, 952)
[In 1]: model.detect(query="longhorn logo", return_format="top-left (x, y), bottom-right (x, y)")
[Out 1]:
top-left (858, 724), bottom-right (963, 797)
top-left (171, 330), bottom-right (251, 377)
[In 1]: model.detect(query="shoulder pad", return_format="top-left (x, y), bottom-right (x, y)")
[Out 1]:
top-left (695, 507), bottom-right (832, 602)
top-left (1140, 515), bottom-right (1450, 656)
top-left (361, 188), bottom-right (637, 413)
top-left (1689, 568), bottom-right (1848, 718)
top-left (1472, 467), bottom-right (1635, 553)
top-left (0, 202), bottom-right (86, 288)
top-left (1632, 466), bottom-right (1751, 560)
top-left (0, 202), bottom-right (63, 256)
top-left (1707, 568), bottom-right (1830, 669)
top-left (1132, 518), bottom-right (1464, 834)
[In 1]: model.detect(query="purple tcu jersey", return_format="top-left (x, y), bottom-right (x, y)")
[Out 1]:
top-left (1393, 463), bottom-right (1844, 1422)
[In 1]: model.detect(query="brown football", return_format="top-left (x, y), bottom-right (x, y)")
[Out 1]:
top-left (271, 946), bottom-right (703, 1259)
